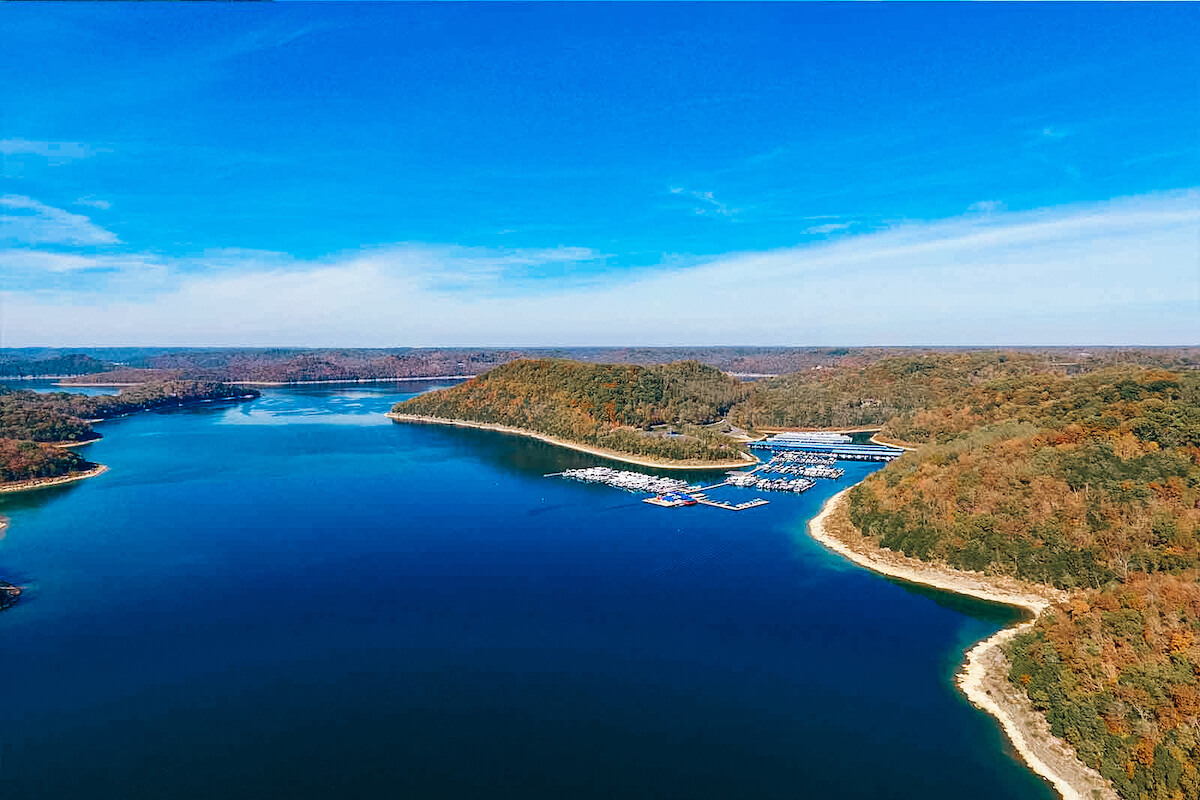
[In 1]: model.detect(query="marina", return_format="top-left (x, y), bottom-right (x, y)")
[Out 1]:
top-left (548, 447), bottom-right (856, 512)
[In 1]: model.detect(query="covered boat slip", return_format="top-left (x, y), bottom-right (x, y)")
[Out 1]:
top-left (748, 434), bottom-right (904, 461)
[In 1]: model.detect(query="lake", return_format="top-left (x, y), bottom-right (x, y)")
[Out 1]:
top-left (0, 382), bottom-right (1054, 799)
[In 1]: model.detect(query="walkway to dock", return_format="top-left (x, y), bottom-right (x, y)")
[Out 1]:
top-left (693, 496), bottom-right (769, 511)
top-left (694, 462), bottom-right (767, 493)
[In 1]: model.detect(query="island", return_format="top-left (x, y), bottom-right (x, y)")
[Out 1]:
top-left (389, 359), bottom-right (756, 468)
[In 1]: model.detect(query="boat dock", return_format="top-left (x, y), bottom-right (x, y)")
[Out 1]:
top-left (643, 490), bottom-right (769, 511)
top-left (692, 496), bottom-right (769, 511)
top-left (548, 466), bottom-right (697, 494)
top-left (550, 447), bottom-right (860, 513)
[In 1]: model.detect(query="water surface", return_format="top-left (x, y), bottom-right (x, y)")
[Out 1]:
top-left (0, 383), bottom-right (1053, 799)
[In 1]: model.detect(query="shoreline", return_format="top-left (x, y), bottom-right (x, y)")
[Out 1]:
top-left (53, 437), bottom-right (101, 449)
top-left (808, 488), bottom-right (1116, 800)
top-left (0, 464), bottom-right (109, 494)
top-left (868, 432), bottom-right (919, 451)
top-left (387, 413), bottom-right (757, 471)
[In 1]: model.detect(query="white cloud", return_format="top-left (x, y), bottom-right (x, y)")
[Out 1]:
top-left (0, 195), bottom-right (119, 246)
top-left (0, 250), bottom-right (147, 273)
top-left (1, 190), bottom-right (1196, 347)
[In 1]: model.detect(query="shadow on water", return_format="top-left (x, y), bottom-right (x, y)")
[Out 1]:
top-left (397, 419), bottom-right (748, 485)
top-left (882, 575), bottom-right (1031, 626)
top-left (0, 477), bottom-right (100, 515)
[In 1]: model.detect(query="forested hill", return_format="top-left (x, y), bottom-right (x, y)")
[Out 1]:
top-left (731, 351), bottom-right (1062, 431)
top-left (0, 353), bottom-right (109, 378)
top-left (0, 381), bottom-right (258, 484)
top-left (839, 365), bottom-right (1200, 799)
top-left (392, 359), bottom-right (751, 463)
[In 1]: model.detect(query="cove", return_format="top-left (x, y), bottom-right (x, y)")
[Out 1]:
top-left (0, 382), bottom-right (1055, 799)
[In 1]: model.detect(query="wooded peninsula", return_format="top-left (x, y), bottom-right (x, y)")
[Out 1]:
top-left (391, 359), bottom-right (752, 464)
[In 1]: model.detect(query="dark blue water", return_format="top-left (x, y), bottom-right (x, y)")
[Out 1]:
top-left (0, 383), bottom-right (1054, 799)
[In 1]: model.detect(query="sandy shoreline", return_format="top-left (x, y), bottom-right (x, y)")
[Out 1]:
top-left (808, 488), bottom-right (1116, 800)
top-left (868, 432), bottom-right (918, 451)
top-left (53, 437), bottom-right (101, 449)
top-left (387, 413), bottom-right (757, 470)
top-left (0, 464), bottom-right (109, 494)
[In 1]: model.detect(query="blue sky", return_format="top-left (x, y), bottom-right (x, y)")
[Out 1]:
top-left (1, 3), bottom-right (1197, 346)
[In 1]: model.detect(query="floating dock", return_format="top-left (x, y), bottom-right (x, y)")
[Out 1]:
top-left (649, 491), bottom-right (769, 511)
top-left (644, 491), bottom-right (699, 508)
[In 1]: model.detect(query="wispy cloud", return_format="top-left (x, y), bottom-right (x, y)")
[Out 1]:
top-left (2, 190), bottom-right (1196, 347)
top-left (1039, 125), bottom-right (1072, 141)
top-left (1, 242), bottom-right (602, 292)
top-left (3, 250), bottom-right (124, 273)
top-left (0, 195), bottom-right (119, 246)
top-left (804, 221), bottom-right (854, 235)
top-left (0, 138), bottom-right (103, 160)
top-left (967, 200), bottom-right (1005, 214)
top-left (669, 186), bottom-right (739, 217)
top-left (74, 196), bottom-right (112, 210)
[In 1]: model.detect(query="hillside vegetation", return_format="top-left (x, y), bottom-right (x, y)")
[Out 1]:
top-left (837, 364), bottom-right (1200, 800)
top-left (732, 352), bottom-right (1065, 431)
top-left (393, 359), bottom-right (750, 462)
top-left (0, 438), bottom-right (92, 484)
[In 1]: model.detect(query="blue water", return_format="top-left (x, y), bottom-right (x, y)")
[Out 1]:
top-left (0, 383), bottom-right (1054, 799)
top-left (21, 379), bottom-right (120, 396)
